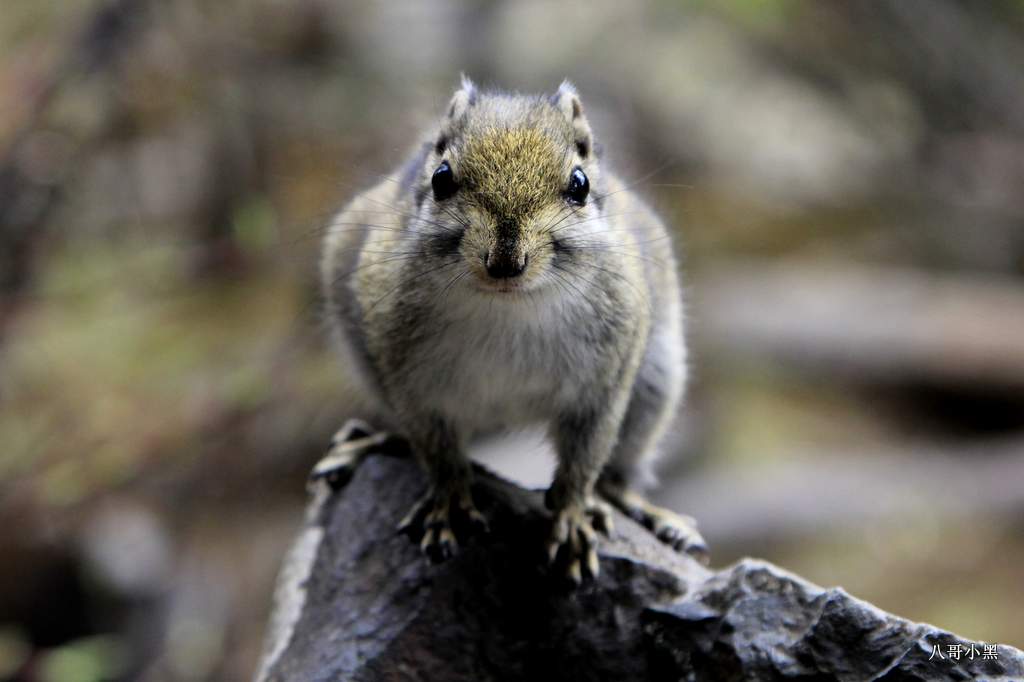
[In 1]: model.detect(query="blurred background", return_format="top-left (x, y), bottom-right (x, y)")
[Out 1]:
top-left (2, 0), bottom-right (1024, 679)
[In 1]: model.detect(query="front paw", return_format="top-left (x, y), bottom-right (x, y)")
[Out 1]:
top-left (546, 498), bottom-right (613, 586)
top-left (397, 484), bottom-right (489, 563)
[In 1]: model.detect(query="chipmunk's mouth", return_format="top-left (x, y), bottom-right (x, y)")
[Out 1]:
top-left (472, 277), bottom-right (528, 294)
top-left (469, 268), bottom-right (550, 296)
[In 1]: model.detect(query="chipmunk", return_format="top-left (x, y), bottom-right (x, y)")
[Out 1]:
top-left (316, 77), bottom-right (706, 584)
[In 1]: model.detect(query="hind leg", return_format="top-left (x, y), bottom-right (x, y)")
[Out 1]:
top-left (309, 419), bottom-right (407, 491)
top-left (597, 348), bottom-right (709, 564)
top-left (597, 477), bottom-right (708, 562)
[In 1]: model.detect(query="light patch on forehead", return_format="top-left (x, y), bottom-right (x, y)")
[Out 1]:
top-left (458, 127), bottom-right (567, 219)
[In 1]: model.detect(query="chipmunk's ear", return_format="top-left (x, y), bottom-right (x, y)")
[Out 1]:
top-left (446, 73), bottom-right (478, 122)
top-left (552, 80), bottom-right (593, 159)
top-left (435, 75), bottom-right (477, 155)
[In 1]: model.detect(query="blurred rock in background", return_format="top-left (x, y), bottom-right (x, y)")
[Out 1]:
top-left (1, 1), bottom-right (1022, 680)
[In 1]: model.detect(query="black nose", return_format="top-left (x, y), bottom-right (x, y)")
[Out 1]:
top-left (484, 253), bottom-right (527, 279)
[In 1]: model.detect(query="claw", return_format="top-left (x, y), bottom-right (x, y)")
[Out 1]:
top-left (309, 420), bottom-right (392, 491)
top-left (597, 481), bottom-right (709, 563)
top-left (567, 559), bottom-right (583, 586)
top-left (396, 489), bottom-right (432, 535)
top-left (546, 497), bottom-right (607, 586)
top-left (684, 537), bottom-right (710, 565)
top-left (587, 499), bottom-right (614, 538)
top-left (329, 419), bottom-right (372, 445)
top-left (399, 484), bottom-right (488, 562)
top-left (585, 547), bottom-right (600, 579)
top-left (547, 538), bottom-right (561, 565)
top-left (421, 525), bottom-right (457, 563)
top-left (458, 490), bottom-right (490, 534)
top-left (656, 525), bottom-right (680, 545)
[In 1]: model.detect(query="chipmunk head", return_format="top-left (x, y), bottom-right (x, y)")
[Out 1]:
top-left (413, 76), bottom-right (603, 294)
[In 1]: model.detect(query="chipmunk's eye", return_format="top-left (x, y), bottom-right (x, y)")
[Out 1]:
top-left (432, 161), bottom-right (458, 201)
top-left (565, 167), bottom-right (589, 205)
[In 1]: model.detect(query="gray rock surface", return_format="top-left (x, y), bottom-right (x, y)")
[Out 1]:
top-left (255, 454), bottom-right (1024, 682)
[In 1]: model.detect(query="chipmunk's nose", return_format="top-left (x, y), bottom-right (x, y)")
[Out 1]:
top-left (484, 251), bottom-right (527, 279)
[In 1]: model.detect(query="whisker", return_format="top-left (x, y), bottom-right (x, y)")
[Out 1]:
top-left (592, 159), bottom-right (676, 201)
top-left (540, 204), bottom-right (582, 235)
top-left (545, 210), bottom-right (647, 237)
top-left (554, 243), bottom-right (666, 267)
top-left (549, 263), bottom-right (600, 317)
top-left (437, 268), bottom-right (473, 308)
top-left (283, 222), bottom-right (417, 247)
top-left (355, 194), bottom-right (463, 234)
top-left (326, 252), bottom-right (432, 289)
top-left (558, 231), bottom-right (674, 250)
top-left (569, 260), bottom-right (654, 314)
top-left (363, 258), bottom-right (463, 314)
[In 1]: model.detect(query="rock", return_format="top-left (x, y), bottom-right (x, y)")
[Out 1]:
top-left (255, 454), bottom-right (1024, 682)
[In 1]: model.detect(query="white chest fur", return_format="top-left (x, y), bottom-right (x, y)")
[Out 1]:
top-left (402, 288), bottom-right (595, 433)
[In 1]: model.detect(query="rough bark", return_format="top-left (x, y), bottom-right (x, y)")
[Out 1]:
top-left (255, 454), bottom-right (1024, 682)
